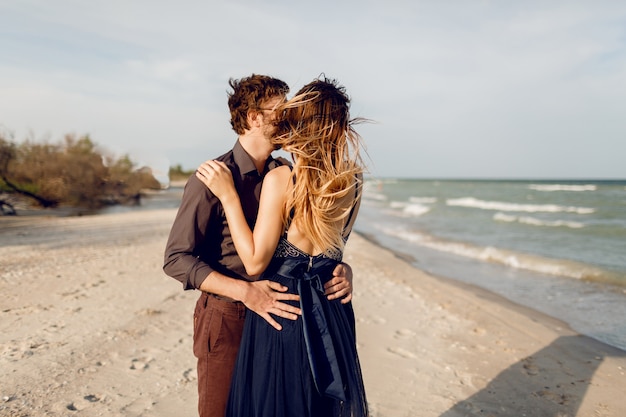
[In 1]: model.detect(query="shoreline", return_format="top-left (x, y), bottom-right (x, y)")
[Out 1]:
top-left (347, 230), bottom-right (626, 416)
top-left (1, 209), bottom-right (625, 416)
top-left (355, 230), bottom-right (626, 348)
top-left (356, 214), bottom-right (626, 353)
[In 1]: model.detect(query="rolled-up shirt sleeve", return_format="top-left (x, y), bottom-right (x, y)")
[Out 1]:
top-left (163, 175), bottom-right (219, 290)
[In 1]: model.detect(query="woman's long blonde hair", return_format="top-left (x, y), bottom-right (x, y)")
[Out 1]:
top-left (272, 77), bottom-right (365, 255)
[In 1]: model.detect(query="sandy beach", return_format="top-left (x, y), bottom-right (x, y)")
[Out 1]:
top-left (1, 208), bottom-right (625, 417)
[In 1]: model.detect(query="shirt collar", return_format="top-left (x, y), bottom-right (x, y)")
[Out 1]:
top-left (233, 139), bottom-right (276, 177)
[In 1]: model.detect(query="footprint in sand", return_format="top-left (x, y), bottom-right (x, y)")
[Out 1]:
top-left (387, 346), bottom-right (417, 359)
top-left (393, 329), bottom-right (416, 339)
top-left (181, 368), bottom-right (197, 383)
top-left (472, 327), bottom-right (486, 335)
top-left (60, 288), bottom-right (87, 300)
top-left (86, 279), bottom-right (106, 288)
top-left (83, 394), bottom-right (100, 403)
top-left (130, 357), bottom-right (153, 370)
top-left (357, 315), bottom-right (387, 325)
top-left (136, 308), bottom-right (163, 316)
top-left (522, 356), bottom-right (539, 376)
top-left (66, 394), bottom-right (101, 411)
top-left (535, 390), bottom-right (571, 406)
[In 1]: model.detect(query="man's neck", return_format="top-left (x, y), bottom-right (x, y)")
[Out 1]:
top-left (238, 134), bottom-right (273, 173)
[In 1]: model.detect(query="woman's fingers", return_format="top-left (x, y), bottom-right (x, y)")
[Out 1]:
top-left (196, 160), bottom-right (231, 191)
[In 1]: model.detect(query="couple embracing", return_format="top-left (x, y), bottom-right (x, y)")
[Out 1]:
top-left (164, 74), bottom-right (368, 417)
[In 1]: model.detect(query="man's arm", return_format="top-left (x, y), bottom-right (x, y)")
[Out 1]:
top-left (199, 271), bottom-right (300, 331)
top-left (163, 175), bottom-right (301, 330)
top-left (163, 176), bottom-right (217, 290)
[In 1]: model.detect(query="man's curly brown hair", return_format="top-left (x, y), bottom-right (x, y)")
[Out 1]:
top-left (228, 74), bottom-right (289, 135)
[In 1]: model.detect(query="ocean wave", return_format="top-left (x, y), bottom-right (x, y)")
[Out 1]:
top-left (447, 197), bottom-right (595, 214)
top-left (363, 192), bottom-right (388, 202)
top-left (493, 212), bottom-right (585, 229)
top-left (389, 201), bottom-right (407, 208)
top-left (403, 204), bottom-right (431, 217)
top-left (381, 226), bottom-right (622, 284)
top-left (389, 201), bottom-right (431, 217)
top-left (362, 181), bottom-right (389, 202)
top-left (409, 196), bottom-right (438, 204)
top-left (529, 184), bottom-right (597, 192)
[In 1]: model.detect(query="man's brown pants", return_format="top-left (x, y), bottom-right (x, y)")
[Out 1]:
top-left (193, 292), bottom-right (246, 417)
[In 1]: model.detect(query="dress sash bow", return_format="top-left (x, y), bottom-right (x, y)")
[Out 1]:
top-left (275, 258), bottom-right (346, 402)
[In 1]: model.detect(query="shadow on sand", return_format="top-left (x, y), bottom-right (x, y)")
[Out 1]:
top-left (440, 335), bottom-right (626, 417)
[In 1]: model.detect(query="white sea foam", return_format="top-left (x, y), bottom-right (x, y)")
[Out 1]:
top-left (447, 197), bottom-right (595, 214)
top-left (493, 212), bottom-right (517, 223)
top-left (409, 196), bottom-right (438, 204)
top-left (390, 201), bottom-right (407, 208)
top-left (362, 180), bottom-right (389, 202)
top-left (381, 226), bottom-right (606, 281)
top-left (493, 212), bottom-right (585, 229)
top-left (403, 204), bottom-right (431, 217)
top-left (529, 184), bottom-right (597, 192)
top-left (388, 201), bottom-right (430, 217)
top-left (363, 192), bottom-right (388, 202)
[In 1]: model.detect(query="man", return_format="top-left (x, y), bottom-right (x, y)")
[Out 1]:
top-left (163, 74), bottom-right (353, 417)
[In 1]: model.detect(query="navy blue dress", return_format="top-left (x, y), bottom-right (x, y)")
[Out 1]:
top-left (225, 237), bottom-right (369, 417)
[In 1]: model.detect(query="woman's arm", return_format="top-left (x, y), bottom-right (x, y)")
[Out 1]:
top-left (196, 161), bottom-right (291, 276)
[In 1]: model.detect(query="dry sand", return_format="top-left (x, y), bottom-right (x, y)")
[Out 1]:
top-left (1, 209), bottom-right (625, 417)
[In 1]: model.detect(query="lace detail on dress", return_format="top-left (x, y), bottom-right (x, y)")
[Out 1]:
top-left (275, 237), bottom-right (343, 261)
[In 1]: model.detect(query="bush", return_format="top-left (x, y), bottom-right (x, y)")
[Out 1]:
top-left (0, 132), bottom-right (161, 209)
top-left (168, 164), bottom-right (194, 181)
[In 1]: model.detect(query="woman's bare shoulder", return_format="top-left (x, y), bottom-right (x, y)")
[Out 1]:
top-left (264, 165), bottom-right (292, 190)
top-left (266, 165), bottom-right (292, 180)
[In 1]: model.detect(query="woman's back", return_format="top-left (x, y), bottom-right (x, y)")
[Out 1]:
top-left (283, 175), bottom-right (361, 257)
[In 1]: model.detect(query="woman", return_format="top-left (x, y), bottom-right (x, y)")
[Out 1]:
top-left (196, 77), bottom-right (368, 417)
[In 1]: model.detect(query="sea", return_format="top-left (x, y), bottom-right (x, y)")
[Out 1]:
top-left (356, 178), bottom-right (626, 352)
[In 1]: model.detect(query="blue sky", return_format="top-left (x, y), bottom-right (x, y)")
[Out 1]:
top-left (1, 0), bottom-right (625, 179)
